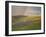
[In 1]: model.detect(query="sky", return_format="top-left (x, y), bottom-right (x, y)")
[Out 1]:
top-left (12, 6), bottom-right (41, 16)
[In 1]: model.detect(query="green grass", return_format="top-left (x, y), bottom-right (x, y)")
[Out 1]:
top-left (12, 16), bottom-right (41, 31)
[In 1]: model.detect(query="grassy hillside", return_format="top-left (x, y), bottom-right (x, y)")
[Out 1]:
top-left (12, 16), bottom-right (41, 31)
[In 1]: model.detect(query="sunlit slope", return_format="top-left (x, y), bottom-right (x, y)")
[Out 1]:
top-left (12, 16), bottom-right (41, 23)
top-left (12, 16), bottom-right (41, 31)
